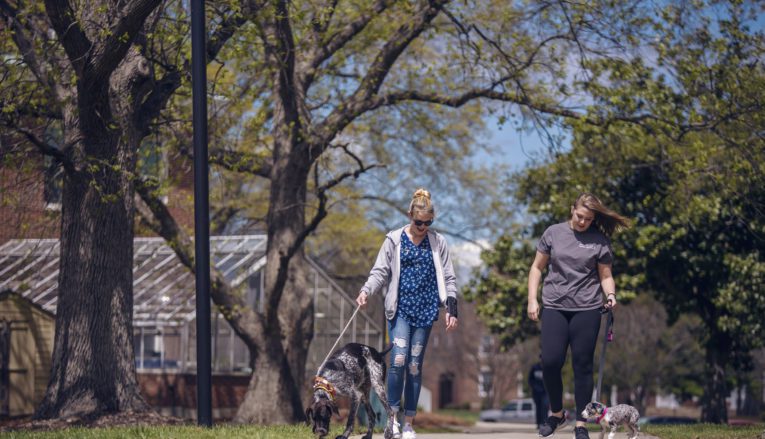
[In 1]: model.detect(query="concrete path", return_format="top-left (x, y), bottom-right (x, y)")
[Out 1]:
top-left (349, 421), bottom-right (660, 438)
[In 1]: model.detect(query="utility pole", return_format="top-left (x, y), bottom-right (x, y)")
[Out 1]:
top-left (191, 0), bottom-right (212, 427)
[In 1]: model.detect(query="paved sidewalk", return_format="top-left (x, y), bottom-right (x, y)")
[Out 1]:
top-left (348, 421), bottom-right (660, 438)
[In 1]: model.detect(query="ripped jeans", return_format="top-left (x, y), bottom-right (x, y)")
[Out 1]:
top-left (387, 314), bottom-right (433, 417)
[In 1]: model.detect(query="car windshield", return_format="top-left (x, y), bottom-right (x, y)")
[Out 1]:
top-left (503, 403), bottom-right (517, 411)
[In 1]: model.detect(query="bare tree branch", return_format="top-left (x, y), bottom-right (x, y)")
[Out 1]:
top-left (309, 0), bottom-right (340, 38)
top-left (284, 150), bottom-right (382, 283)
top-left (138, 3), bottom-right (259, 135)
top-left (178, 146), bottom-right (273, 178)
top-left (313, 0), bottom-right (447, 154)
top-left (301, 0), bottom-right (397, 89)
top-left (42, 0), bottom-right (91, 74)
top-left (315, 162), bottom-right (383, 195)
top-left (0, 120), bottom-right (75, 172)
top-left (135, 177), bottom-right (265, 347)
top-left (0, 1), bottom-right (65, 104)
top-left (355, 195), bottom-right (490, 248)
top-left (89, 0), bottom-right (162, 81)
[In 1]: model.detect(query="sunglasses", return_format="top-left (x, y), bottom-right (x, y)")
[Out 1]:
top-left (413, 219), bottom-right (434, 227)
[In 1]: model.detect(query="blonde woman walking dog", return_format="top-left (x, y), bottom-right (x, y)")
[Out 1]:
top-left (357, 188), bottom-right (459, 439)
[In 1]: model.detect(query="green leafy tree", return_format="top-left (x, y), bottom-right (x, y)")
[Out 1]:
top-left (467, 1), bottom-right (764, 423)
top-left (463, 233), bottom-right (539, 347)
top-left (512, 6), bottom-right (765, 423)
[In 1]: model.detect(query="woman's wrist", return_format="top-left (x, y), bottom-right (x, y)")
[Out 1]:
top-left (606, 292), bottom-right (616, 298)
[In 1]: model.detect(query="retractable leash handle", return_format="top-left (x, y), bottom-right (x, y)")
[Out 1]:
top-left (595, 308), bottom-right (615, 403)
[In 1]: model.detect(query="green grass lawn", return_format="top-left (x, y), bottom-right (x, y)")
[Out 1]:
top-left (642, 423), bottom-right (765, 439)
top-left (3, 422), bottom-right (764, 438)
top-left (432, 408), bottom-right (480, 424)
top-left (2, 424), bottom-right (323, 439)
top-left (581, 422), bottom-right (765, 439)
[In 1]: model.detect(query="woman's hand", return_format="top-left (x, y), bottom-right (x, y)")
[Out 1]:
top-left (445, 314), bottom-right (458, 331)
top-left (356, 291), bottom-right (368, 307)
top-left (605, 293), bottom-right (617, 309)
top-left (527, 299), bottom-right (540, 321)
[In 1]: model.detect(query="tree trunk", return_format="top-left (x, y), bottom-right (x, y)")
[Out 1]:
top-left (35, 133), bottom-right (147, 419)
top-left (700, 335), bottom-right (730, 423)
top-left (281, 256), bottom-right (313, 394)
top-left (235, 336), bottom-right (304, 424)
top-left (35, 44), bottom-right (152, 419)
top-left (233, 135), bottom-right (314, 422)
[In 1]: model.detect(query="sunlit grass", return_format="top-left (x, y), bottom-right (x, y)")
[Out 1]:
top-left (2, 424), bottom-right (332, 439)
top-left (432, 408), bottom-right (480, 424)
top-left (4, 421), bottom-right (763, 438)
top-left (569, 422), bottom-right (765, 439)
top-left (642, 423), bottom-right (765, 439)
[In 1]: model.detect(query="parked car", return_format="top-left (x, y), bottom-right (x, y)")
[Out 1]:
top-left (479, 398), bottom-right (536, 423)
top-left (637, 416), bottom-right (698, 426)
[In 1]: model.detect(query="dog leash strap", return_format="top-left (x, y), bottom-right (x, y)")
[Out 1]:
top-left (595, 309), bottom-right (614, 402)
top-left (316, 304), bottom-right (362, 374)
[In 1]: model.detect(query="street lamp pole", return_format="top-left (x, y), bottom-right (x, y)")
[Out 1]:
top-left (191, 0), bottom-right (212, 427)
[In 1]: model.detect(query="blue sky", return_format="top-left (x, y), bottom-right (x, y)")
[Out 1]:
top-left (484, 116), bottom-right (553, 172)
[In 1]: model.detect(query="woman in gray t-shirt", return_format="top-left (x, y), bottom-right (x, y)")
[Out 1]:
top-left (527, 193), bottom-right (630, 439)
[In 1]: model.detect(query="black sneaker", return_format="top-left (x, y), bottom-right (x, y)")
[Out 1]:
top-left (574, 426), bottom-right (590, 439)
top-left (538, 411), bottom-right (567, 437)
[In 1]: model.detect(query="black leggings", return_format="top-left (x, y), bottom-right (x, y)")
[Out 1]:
top-left (541, 308), bottom-right (602, 422)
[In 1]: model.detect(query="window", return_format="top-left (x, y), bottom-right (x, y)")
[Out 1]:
top-left (43, 158), bottom-right (63, 210)
top-left (479, 335), bottom-right (493, 358)
top-left (478, 370), bottom-right (493, 398)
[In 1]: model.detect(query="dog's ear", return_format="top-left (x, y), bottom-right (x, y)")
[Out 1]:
top-left (305, 407), bottom-right (313, 424)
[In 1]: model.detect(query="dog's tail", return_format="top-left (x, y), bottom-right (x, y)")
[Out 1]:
top-left (379, 343), bottom-right (393, 356)
top-left (363, 343), bottom-right (393, 364)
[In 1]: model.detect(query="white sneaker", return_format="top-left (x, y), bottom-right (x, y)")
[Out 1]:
top-left (402, 423), bottom-right (417, 439)
top-left (391, 420), bottom-right (401, 439)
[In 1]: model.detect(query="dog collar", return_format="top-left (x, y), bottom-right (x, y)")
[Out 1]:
top-left (596, 407), bottom-right (608, 424)
top-left (313, 376), bottom-right (337, 401)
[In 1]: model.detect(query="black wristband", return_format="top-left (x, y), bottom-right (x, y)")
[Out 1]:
top-left (446, 297), bottom-right (458, 318)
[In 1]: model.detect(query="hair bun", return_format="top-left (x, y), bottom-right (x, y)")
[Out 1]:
top-left (412, 188), bottom-right (431, 200)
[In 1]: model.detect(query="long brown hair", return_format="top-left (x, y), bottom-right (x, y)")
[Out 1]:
top-left (574, 193), bottom-right (630, 236)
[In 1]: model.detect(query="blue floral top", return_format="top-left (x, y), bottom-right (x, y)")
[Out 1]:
top-left (397, 230), bottom-right (439, 327)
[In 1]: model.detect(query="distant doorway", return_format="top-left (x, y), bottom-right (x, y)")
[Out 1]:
top-left (438, 372), bottom-right (455, 409)
top-left (0, 320), bottom-right (10, 417)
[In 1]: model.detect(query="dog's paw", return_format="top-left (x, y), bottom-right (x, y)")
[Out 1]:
top-left (334, 436), bottom-right (347, 439)
top-left (383, 427), bottom-right (393, 439)
top-left (362, 433), bottom-right (373, 439)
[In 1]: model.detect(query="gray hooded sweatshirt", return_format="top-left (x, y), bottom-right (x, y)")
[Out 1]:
top-left (361, 225), bottom-right (458, 320)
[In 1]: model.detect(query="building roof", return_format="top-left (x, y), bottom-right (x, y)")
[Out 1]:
top-left (0, 236), bottom-right (356, 325)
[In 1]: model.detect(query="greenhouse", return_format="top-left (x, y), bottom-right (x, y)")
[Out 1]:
top-left (0, 236), bottom-right (384, 377)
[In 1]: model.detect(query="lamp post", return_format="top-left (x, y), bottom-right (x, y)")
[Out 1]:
top-left (191, 0), bottom-right (212, 427)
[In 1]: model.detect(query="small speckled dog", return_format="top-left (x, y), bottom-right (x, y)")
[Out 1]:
top-left (306, 343), bottom-right (395, 439)
top-left (581, 402), bottom-right (640, 439)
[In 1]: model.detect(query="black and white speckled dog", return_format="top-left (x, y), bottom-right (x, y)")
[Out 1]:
top-left (306, 343), bottom-right (395, 439)
top-left (581, 402), bottom-right (640, 439)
